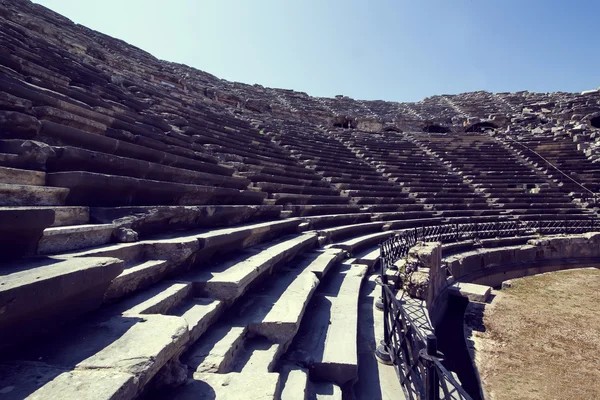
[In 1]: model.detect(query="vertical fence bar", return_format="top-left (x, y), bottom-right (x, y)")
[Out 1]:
top-left (425, 335), bottom-right (439, 400)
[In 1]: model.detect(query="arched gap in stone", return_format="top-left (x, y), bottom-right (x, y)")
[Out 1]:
top-left (590, 116), bottom-right (600, 128)
top-left (423, 124), bottom-right (450, 133)
top-left (465, 121), bottom-right (498, 133)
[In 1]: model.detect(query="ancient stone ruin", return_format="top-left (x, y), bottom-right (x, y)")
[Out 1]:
top-left (1, 0), bottom-right (600, 399)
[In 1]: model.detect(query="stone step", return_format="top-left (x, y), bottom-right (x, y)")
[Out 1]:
top-left (254, 181), bottom-right (339, 196)
top-left (286, 263), bottom-right (367, 389)
top-left (386, 217), bottom-right (445, 229)
top-left (0, 165), bottom-right (45, 185)
top-left (37, 223), bottom-right (115, 255)
top-left (318, 221), bottom-right (386, 242)
top-left (238, 171), bottom-right (330, 187)
top-left (280, 365), bottom-right (310, 400)
top-left (157, 371), bottom-right (281, 399)
top-left (350, 196), bottom-right (416, 205)
top-left (0, 183), bottom-right (69, 206)
top-left (184, 324), bottom-right (248, 374)
top-left (303, 212), bottom-right (373, 229)
top-left (0, 207), bottom-right (55, 260)
top-left (286, 204), bottom-right (363, 217)
top-left (171, 297), bottom-right (225, 344)
top-left (351, 246), bottom-right (381, 269)
top-left (330, 230), bottom-right (395, 255)
top-left (39, 119), bottom-right (235, 177)
top-left (0, 313), bottom-right (190, 400)
top-left (104, 259), bottom-right (171, 302)
top-left (312, 382), bottom-right (343, 399)
top-left (448, 282), bottom-right (492, 302)
top-left (46, 171), bottom-right (266, 207)
top-left (184, 233), bottom-right (318, 303)
top-left (89, 204), bottom-right (282, 237)
top-left (272, 192), bottom-right (349, 205)
top-left (113, 281), bottom-right (193, 316)
top-left (47, 145), bottom-right (251, 190)
top-left (0, 256), bottom-right (124, 353)
top-left (239, 249), bottom-right (344, 344)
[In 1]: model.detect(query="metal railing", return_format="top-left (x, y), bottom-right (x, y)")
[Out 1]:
top-left (379, 218), bottom-right (600, 400)
top-left (500, 135), bottom-right (599, 207)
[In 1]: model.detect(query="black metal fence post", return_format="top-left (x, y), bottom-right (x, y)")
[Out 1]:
top-left (425, 334), bottom-right (439, 400)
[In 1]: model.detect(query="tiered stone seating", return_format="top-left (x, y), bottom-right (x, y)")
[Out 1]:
top-left (413, 133), bottom-right (595, 221)
top-left (505, 133), bottom-right (600, 200)
top-left (273, 122), bottom-right (419, 212)
top-left (2, 1), bottom-right (600, 399)
top-left (343, 130), bottom-right (506, 224)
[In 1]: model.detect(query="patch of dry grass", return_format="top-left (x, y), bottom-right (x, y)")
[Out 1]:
top-left (474, 268), bottom-right (600, 400)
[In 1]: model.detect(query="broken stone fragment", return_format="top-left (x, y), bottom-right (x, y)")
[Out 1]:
top-left (0, 111), bottom-right (42, 138)
top-left (114, 227), bottom-right (139, 243)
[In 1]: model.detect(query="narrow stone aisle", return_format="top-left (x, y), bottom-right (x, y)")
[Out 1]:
top-left (354, 275), bottom-right (405, 400)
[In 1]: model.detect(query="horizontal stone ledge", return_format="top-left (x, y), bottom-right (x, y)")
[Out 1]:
top-left (0, 256), bottom-right (124, 353)
top-left (90, 205), bottom-right (283, 237)
top-left (46, 171), bottom-right (266, 207)
top-left (47, 145), bottom-right (250, 189)
top-left (38, 120), bottom-right (234, 176)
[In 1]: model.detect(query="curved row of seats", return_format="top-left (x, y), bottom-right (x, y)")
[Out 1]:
top-left (1, 1), bottom-right (600, 399)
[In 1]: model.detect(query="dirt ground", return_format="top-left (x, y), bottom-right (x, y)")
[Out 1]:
top-left (470, 268), bottom-right (600, 400)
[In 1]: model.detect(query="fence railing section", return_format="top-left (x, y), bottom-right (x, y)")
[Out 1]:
top-left (379, 218), bottom-right (600, 400)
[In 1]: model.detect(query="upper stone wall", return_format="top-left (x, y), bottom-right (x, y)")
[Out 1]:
top-left (2, 0), bottom-right (600, 135)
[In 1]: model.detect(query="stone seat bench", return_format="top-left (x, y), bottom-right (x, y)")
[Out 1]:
top-left (465, 174), bottom-right (544, 182)
top-left (378, 167), bottom-right (447, 175)
top-left (175, 248), bottom-right (344, 391)
top-left (182, 233), bottom-right (318, 304)
top-left (367, 203), bottom-right (427, 212)
top-left (327, 175), bottom-right (391, 184)
top-left (404, 186), bottom-right (475, 193)
top-left (0, 182), bottom-right (69, 206)
top-left (285, 262), bottom-right (368, 389)
top-left (342, 189), bottom-right (409, 198)
top-left (330, 230), bottom-right (394, 255)
top-left (46, 171), bottom-right (266, 207)
top-left (31, 106), bottom-right (223, 167)
top-left (89, 205), bottom-right (282, 238)
top-left (0, 255), bottom-right (124, 352)
top-left (285, 204), bottom-right (364, 216)
top-left (371, 210), bottom-right (438, 221)
top-left (350, 196), bottom-right (417, 205)
top-left (414, 193), bottom-right (487, 201)
top-left (317, 221), bottom-right (387, 243)
top-left (430, 202), bottom-right (493, 211)
top-left (493, 195), bottom-right (577, 203)
top-left (242, 156), bottom-right (317, 174)
top-left (385, 173), bottom-right (465, 183)
top-left (192, 135), bottom-right (291, 164)
top-left (442, 214), bottom-right (511, 224)
top-left (332, 182), bottom-right (402, 191)
top-left (270, 193), bottom-right (349, 206)
top-left (35, 120), bottom-right (233, 176)
top-left (253, 181), bottom-right (340, 196)
top-left (46, 145), bottom-right (251, 190)
top-left (514, 213), bottom-right (595, 221)
top-left (61, 218), bottom-right (304, 303)
top-left (302, 212), bottom-right (373, 229)
top-left (242, 164), bottom-right (322, 182)
top-left (236, 171), bottom-right (327, 187)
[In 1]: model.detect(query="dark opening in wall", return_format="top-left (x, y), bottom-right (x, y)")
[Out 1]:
top-left (333, 116), bottom-right (355, 129)
top-left (465, 121), bottom-right (498, 132)
top-left (423, 124), bottom-right (450, 133)
top-left (590, 116), bottom-right (600, 129)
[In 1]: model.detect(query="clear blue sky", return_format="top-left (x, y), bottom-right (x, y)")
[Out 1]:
top-left (34, 0), bottom-right (600, 102)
